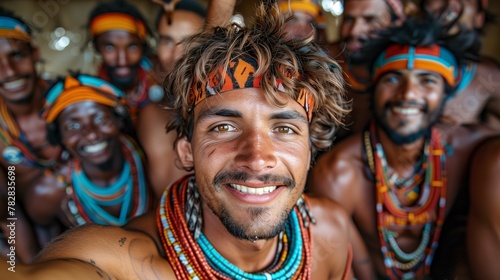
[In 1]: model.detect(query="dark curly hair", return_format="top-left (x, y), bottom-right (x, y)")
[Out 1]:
top-left (163, 1), bottom-right (350, 156)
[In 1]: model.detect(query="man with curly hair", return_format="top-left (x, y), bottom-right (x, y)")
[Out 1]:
top-left (1, 2), bottom-right (352, 279)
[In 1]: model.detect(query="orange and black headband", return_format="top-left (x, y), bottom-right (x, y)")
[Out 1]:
top-left (191, 56), bottom-right (315, 122)
top-left (89, 12), bottom-right (146, 39)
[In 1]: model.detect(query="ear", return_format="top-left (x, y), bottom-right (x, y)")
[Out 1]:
top-left (176, 136), bottom-right (194, 169)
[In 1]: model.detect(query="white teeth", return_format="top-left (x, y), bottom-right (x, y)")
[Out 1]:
top-left (393, 107), bottom-right (419, 115)
top-left (83, 141), bottom-right (108, 154)
top-left (230, 184), bottom-right (277, 195)
top-left (3, 78), bottom-right (27, 90)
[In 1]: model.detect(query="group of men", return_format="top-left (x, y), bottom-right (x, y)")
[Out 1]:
top-left (0, 0), bottom-right (499, 279)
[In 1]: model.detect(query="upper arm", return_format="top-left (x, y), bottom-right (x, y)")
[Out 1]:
top-left (34, 224), bottom-right (170, 279)
top-left (467, 137), bottom-right (500, 279)
top-left (308, 146), bottom-right (362, 215)
top-left (136, 104), bottom-right (188, 197)
top-left (310, 197), bottom-right (352, 280)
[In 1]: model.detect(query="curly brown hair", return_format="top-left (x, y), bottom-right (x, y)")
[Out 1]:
top-left (164, 2), bottom-right (350, 155)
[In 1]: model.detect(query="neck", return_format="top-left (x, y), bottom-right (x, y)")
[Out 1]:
top-left (201, 203), bottom-right (279, 273)
top-left (80, 141), bottom-right (125, 187)
top-left (376, 126), bottom-right (426, 175)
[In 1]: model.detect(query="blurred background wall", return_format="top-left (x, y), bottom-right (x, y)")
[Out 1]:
top-left (2, 0), bottom-right (499, 78)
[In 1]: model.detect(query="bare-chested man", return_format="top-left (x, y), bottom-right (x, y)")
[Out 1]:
top-left (0, 7), bottom-right (64, 262)
top-left (309, 16), bottom-right (497, 279)
top-left (0, 2), bottom-right (352, 279)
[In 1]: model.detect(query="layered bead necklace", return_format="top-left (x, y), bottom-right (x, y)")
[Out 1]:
top-left (365, 122), bottom-right (447, 279)
top-left (157, 175), bottom-right (314, 279)
top-left (0, 81), bottom-right (62, 168)
top-left (66, 135), bottom-right (151, 226)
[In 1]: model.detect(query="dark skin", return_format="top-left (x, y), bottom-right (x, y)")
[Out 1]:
top-left (1, 88), bottom-right (352, 279)
top-left (26, 101), bottom-right (139, 228)
top-left (0, 37), bottom-right (62, 260)
top-left (467, 136), bottom-right (500, 280)
top-left (308, 69), bottom-right (498, 279)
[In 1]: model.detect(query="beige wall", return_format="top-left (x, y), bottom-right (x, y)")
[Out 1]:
top-left (2, 0), bottom-right (500, 78)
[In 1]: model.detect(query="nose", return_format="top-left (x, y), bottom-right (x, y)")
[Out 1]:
top-left (235, 128), bottom-right (277, 173)
top-left (82, 124), bottom-right (103, 144)
top-left (398, 76), bottom-right (419, 101)
top-left (0, 57), bottom-right (15, 80)
top-left (117, 49), bottom-right (127, 66)
top-left (350, 19), bottom-right (368, 39)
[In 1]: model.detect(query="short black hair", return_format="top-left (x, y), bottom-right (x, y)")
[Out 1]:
top-left (154, 0), bottom-right (206, 29)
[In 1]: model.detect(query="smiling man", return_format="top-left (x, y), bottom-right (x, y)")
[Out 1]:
top-left (309, 16), bottom-right (497, 279)
top-left (0, 7), bottom-right (65, 263)
top-left (0, 2), bottom-right (352, 279)
top-left (88, 0), bottom-right (160, 124)
top-left (35, 74), bottom-right (153, 227)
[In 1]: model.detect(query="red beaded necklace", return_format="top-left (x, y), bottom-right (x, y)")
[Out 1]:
top-left (367, 122), bottom-right (447, 279)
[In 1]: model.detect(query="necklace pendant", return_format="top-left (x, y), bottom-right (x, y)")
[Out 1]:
top-left (2, 146), bottom-right (23, 164)
top-left (402, 272), bottom-right (416, 280)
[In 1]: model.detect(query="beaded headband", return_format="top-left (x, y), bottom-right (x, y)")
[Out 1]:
top-left (42, 75), bottom-right (125, 123)
top-left (89, 13), bottom-right (146, 39)
top-left (191, 56), bottom-right (315, 122)
top-left (278, 0), bottom-right (321, 18)
top-left (0, 16), bottom-right (31, 41)
top-left (372, 44), bottom-right (459, 86)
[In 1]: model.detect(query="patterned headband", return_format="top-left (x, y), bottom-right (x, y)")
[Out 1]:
top-left (42, 75), bottom-right (125, 123)
top-left (191, 56), bottom-right (315, 122)
top-left (372, 44), bottom-right (459, 86)
top-left (0, 16), bottom-right (31, 41)
top-left (89, 13), bottom-right (146, 39)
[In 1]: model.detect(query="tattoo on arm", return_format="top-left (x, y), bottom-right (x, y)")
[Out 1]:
top-left (119, 237), bottom-right (127, 247)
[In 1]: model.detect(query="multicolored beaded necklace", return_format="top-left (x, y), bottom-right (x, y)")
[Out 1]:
top-left (0, 85), bottom-right (62, 168)
top-left (66, 135), bottom-right (151, 226)
top-left (366, 122), bottom-right (447, 279)
top-left (157, 175), bottom-right (314, 279)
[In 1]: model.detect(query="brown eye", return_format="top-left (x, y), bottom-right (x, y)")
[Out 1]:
top-left (212, 124), bottom-right (235, 133)
top-left (276, 126), bottom-right (294, 134)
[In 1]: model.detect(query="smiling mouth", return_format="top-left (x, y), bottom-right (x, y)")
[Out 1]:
top-left (229, 183), bottom-right (278, 195)
top-left (2, 78), bottom-right (27, 91)
top-left (80, 141), bottom-right (108, 154)
top-left (392, 106), bottom-right (421, 116)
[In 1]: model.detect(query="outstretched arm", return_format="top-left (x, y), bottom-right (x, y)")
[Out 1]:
top-left (467, 137), bottom-right (500, 280)
top-left (1, 224), bottom-right (173, 279)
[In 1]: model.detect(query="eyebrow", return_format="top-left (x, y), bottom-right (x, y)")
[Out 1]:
top-left (196, 108), bottom-right (242, 124)
top-left (196, 108), bottom-right (308, 124)
top-left (270, 110), bottom-right (308, 124)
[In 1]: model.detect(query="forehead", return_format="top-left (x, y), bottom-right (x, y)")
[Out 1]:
top-left (59, 101), bottom-right (112, 120)
top-left (0, 38), bottom-right (30, 53)
top-left (343, 0), bottom-right (390, 16)
top-left (157, 10), bottom-right (204, 36)
top-left (193, 88), bottom-right (307, 122)
top-left (381, 68), bottom-right (445, 79)
top-left (96, 30), bottom-right (142, 44)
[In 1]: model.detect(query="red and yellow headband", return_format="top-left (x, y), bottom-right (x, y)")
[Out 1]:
top-left (0, 16), bottom-right (31, 42)
top-left (191, 56), bottom-right (315, 122)
top-left (89, 13), bottom-right (146, 39)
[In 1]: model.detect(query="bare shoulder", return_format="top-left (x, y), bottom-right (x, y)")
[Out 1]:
top-left (306, 195), bottom-right (351, 279)
top-left (308, 133), bottom-right (365, 213)
top-left (36, 223), bottom-right (173, 279)
top-left (470, 136), bottom-right (500, 190)
top-left (438, 123), bottom-right (499, 151)
top-left (307, 195), bottom-right (350, 241)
